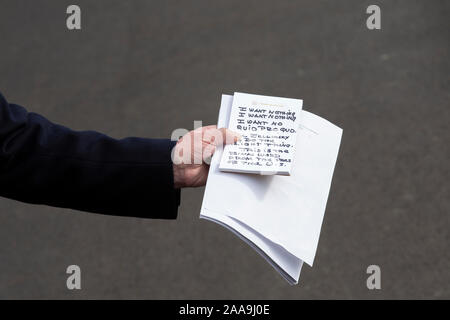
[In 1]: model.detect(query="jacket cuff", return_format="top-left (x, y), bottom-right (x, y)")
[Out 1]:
top-left (143, 138), bottom-right (180, 219)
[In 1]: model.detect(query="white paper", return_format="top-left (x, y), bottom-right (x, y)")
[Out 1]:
top-left (201, 207), bottom-right (303, 284)
top-left (219, 92), bottom-right (303, 176)
top-left (201, 94), bottom-right (303, 284)
top-left (200, 94), bottom-right (342, 283)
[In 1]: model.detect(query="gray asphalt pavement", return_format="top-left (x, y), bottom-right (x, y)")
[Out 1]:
top-left (0, 0), bottom-right (448, 299)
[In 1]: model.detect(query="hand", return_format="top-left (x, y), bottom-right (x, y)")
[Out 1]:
top-left (172, 125), bottom-right (241, 188)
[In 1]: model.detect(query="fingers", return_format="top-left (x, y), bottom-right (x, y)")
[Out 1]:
top-left (202, 143), bottom-right (216, 165)
top-left (219, 128), bottom-right (241, 145)
top-left (174, 125), bottom-right (241, 166)
top-left (202, 126), bottom-right (241, 146)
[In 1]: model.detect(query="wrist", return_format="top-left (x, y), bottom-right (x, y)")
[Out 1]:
top-left (173, 164), bottom-right (185, 189)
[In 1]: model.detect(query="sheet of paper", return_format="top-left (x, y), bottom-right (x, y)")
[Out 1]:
top-left (202, 94), bottom-right (342, 266)
top-left (219, 92), bottom-right (303, 175)
top-left (201, 208), bottom-right (303, 284)
top-left (201, 94), bottom-right (303, 284)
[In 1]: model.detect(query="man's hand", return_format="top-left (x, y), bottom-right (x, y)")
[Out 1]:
top-left (172, 125), bottom-right (241, 188)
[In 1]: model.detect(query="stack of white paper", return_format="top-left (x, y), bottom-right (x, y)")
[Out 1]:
top-left (200, 94), bottom-right (342, 284)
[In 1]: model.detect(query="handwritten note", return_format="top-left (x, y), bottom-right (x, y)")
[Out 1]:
top-left (219, 92), bottom-right (303, 175)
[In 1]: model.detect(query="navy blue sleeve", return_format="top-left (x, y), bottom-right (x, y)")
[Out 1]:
top-left (0, 92), bottom-right (180, 219)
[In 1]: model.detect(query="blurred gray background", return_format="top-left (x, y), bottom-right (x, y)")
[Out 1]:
top-left (0, 0), bottom-right (448, 299)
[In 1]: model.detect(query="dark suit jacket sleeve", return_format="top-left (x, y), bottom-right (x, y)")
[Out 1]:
top-left (0, 92), bottom-right (180, 219)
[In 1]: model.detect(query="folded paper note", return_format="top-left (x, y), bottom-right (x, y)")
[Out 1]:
top-left (219, 92), bottom-right (303, 176)
top-left (200, 94), bottom-right (342, 284)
